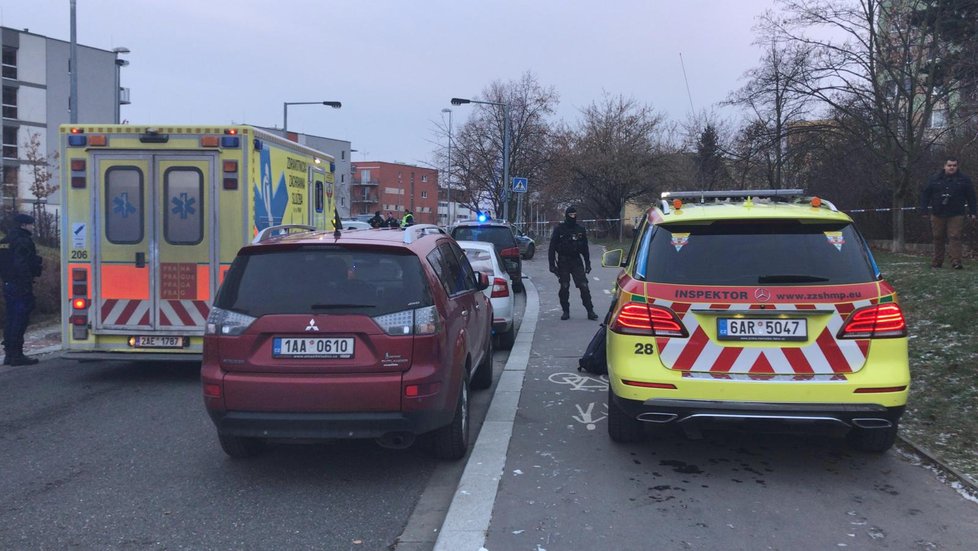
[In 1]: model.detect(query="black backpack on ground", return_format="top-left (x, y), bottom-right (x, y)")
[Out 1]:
top-left (578, 324), bottom-right (608, 375)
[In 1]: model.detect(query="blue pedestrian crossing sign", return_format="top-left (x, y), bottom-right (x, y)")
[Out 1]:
top-left (512, 177), bottom-right (528, 193)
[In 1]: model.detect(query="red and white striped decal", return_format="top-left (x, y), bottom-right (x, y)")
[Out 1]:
top-left (100, 299), bottom-right (151, 326)
top-left (159, 300), bottom-right (210, 327)
top-left (652, 299), bottom-right (873, 375)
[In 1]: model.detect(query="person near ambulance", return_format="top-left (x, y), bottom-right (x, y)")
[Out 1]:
top-left (1, 213), bottom-right (43, 366)
top-left (385, 212), bottom-right (399, 228)
top-left (548, 206), bottom-right (598, 321)
top-left (368, 210), bottom-right (385, 229)
top-left (401, 209), bottom-right (415, 228)
top-left (919, 157), bottom-right (977, 269)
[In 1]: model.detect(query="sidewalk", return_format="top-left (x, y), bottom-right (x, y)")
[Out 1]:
top-left (23, 320), bottom-right (62, 357)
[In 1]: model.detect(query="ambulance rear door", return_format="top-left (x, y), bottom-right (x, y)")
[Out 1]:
top-left (93, 153), bottom-right (218, 338)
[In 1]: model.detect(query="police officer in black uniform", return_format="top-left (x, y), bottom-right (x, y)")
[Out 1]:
top-left (368, 210), bottom-right (385, 228)
top-left (549, 206), bottom-right (597, 321)
top-left (2, 213), bottom-right (43, 365)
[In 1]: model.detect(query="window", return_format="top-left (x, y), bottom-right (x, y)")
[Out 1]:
top-left (421, 191), bottom-right (428, 199)
top-left (360, 169), bottom-right (370, 182)
top-left (2, 126), bottom-right (16, 158)
top-left (930, 109), bottom-right (947, 129)
top-left (315, 181), bottom-right (324, 213)
top-left (1, 47), bottom-right (16, 80)
top-left (422, 175), bottom-right (428, 183)
top-left (164, 167), bottom-right (203, 245)
top-left (105, 167), bottom-right (144, 244)
top-left (3, 165), bottom-right (17, 186)
top-left (341, 150), bottom-right (346, 160)
top-left (2, 86), bottom-right (16, 119)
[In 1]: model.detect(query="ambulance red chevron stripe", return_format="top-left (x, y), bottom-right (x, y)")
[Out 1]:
top-left (100, 299), bottom-right (210, 327)
top-left (651, 299), bottom-right (874, 374)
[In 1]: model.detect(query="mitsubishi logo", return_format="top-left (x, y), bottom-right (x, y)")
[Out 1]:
top-left (754, 288), bottom-right (771, 302)
top-left (305, 319), bottom-right (319, 332)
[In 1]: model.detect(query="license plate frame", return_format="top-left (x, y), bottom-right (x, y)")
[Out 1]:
top-left (273, 337), bottom-right (355, 359)
top-left (131, 335), bottom-right (186, 349)
top-left (716, 318), bottom-right (807, 342)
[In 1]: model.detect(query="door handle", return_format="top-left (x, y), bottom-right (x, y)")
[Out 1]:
top-left (135, 252), bottom-right (146, 268)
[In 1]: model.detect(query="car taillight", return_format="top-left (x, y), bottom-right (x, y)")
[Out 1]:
top-left (373, 305), bottom-right (440, 336)
top-left (491, 277), bottom-right (509, 298)
top-left (609, 302), bottom-right (688, 337)
top-left (205, 307), bottom-right (257, 336)
top-left (500, 246), bottom-right (520, 258)
top-left (838, 303), bottom-right (907, 338)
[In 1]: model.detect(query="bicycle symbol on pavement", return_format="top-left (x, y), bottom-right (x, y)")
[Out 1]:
top-left (547, 372), bottom-right (608, 391)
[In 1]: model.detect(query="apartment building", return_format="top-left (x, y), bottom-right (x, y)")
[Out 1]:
top-left (351, 161), bottom-right (438, 224)
top-left (1, 26), bottom-right (125, 217)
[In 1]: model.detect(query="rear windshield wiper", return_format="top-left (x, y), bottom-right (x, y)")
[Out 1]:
top-left (310, 304), bottom-right (376, 309)
top-left (757, 274), bottom-right (830, 284)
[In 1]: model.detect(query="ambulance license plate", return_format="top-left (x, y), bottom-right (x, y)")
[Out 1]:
top-left (132, 336), bottom-right (185, 348)
top-left (273, 337), bottom-right (354, 359)
top-left (717, 318), bottom-right (807, 342)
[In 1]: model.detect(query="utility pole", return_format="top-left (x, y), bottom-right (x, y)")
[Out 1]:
top-left (70, 0), bottom-right (78, 123)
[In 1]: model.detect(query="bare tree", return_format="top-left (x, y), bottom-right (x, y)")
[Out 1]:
top-left (726, 40), bottom-right (814, 189)
top-left (22, 131), bottom-right (60, 243)
top-left (446, 72), bottom-right (559, 221)
top-left (763, 0), bottom-right (978, 250)
top-left (550, 95), bottom-right (671, 234)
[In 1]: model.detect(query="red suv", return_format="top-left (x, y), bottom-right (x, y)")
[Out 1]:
top-left (201, 224), bottom-right (494, 460)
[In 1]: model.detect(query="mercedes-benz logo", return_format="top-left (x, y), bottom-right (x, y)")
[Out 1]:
top-left (754, 288), bottom-right (771, 302)
top-left (305, 319), bottom-right (320, 331)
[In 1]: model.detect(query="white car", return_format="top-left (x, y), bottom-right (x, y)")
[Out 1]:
top-left (341, 219), bottom-right (372, 230)
top-left (457, 240), bottom-right (516, 349)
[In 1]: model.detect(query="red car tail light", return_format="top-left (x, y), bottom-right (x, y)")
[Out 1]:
top-left (609, 302), bottom-right (687, 337)
top-left (500, 246), bottom-right (520, 258)
top-left (838, 303), bottom-right (907, 338)
top-left (491, 277), bottom-right (509, 298)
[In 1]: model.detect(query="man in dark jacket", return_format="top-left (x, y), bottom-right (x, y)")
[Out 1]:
top-left (1, 213), bottom-right (43, 365)
top-left (385, 212), bottom-right (399, 228)
top-left (549, 206), bottom-right (597, 321)
top-left (920, 158), bottom-right (977, 269)
top-left (367, 210), bottom-right (385, 228)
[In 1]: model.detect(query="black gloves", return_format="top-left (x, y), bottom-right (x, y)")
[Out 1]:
top-left (585, 264), bottom-right (592, 274)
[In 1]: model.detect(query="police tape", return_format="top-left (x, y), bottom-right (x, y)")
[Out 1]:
top-left (848, 207), bottom-right (920, 213)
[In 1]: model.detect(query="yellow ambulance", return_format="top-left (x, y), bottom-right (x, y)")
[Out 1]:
top-left (58, 125), bottom-right (337, 361)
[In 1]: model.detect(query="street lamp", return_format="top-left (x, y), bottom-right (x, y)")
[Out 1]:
top-left (283, 101), bottom-right (342, 135)
top-left (441, 107), bottom-right (453, 225)
top-left (112, 47), bottom-right (130, 124)
top-left (450, 97), bottom-right (511, 221)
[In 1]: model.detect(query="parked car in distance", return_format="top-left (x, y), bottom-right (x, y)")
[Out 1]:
top-left (514, 228), bottom-right (535, 259)
top-left (458, 240), bottom-right (516, 350)
top-left (202, 223), bottom-right (494, 460)
top-left (341, 219), bottom-right (372, 230)
top-left (450, 220), bottom-right (524, 293)
top-left (603, 189), bottom-right (909, 453)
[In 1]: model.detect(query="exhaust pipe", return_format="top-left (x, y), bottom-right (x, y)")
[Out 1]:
top-left (637, 412), bottom-right (678, 423)
top-left (851, 418), bottom-right (893, 429)
top-left (376, 432), bottom-right (416, 449)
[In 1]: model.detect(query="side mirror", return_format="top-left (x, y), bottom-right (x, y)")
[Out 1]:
top-left (476, 271), bottom-right (490, 291)
top-left (602, 248), bottom-right (625, 268)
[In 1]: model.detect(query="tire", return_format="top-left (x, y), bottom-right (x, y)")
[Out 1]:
top-left (218, 433), bottom-right (265, 458)
top-left (846, 423), bottom-right (898, 453)
top-left (472, 333), bottom-right (494, 390)
top-left (430, 374), bottom-right (470, 460)
top-left (607, 387), bottom-right (644, 443)
top-left (495, 324), bottom-right (516, 351)
top-left (525, 244), bottom-right (535, 259)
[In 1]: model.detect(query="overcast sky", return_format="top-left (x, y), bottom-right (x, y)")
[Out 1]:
top-left (1, 0), bottom-right (777, 166)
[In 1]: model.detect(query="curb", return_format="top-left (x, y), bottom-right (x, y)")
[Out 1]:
top-left (897, 435), bottom-right (978, 496)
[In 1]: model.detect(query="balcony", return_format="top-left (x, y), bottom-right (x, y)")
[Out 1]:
top-left (352, 179), bottom-right (379, 186)
top-left (352, 194), bottom-right (378, 205)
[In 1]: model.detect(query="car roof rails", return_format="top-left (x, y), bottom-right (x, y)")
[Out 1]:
top-left (252, 224), bottom-right (317, 244)
top-left (403, 224), bottom-right (446, 244)
top-left (658, 189), bottom-right (837, 213)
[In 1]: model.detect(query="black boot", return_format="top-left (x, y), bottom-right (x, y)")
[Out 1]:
top-left (8, 355), bottom-right (38, 366)
top-left (561, 311), bottom-right (570, 320)
top-left (587, 310), bottom-right (599, 321)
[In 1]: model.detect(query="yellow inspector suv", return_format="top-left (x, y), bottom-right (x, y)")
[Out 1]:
top-left (603, 190), bottom-right (909, 452)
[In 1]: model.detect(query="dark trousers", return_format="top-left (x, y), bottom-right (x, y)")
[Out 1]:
top-left (557, 257), bottom-right (593, 313)
top-left (2, 282), bottom-right (35, 357)
top-left (930, 215), bottom-right (965, 267)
